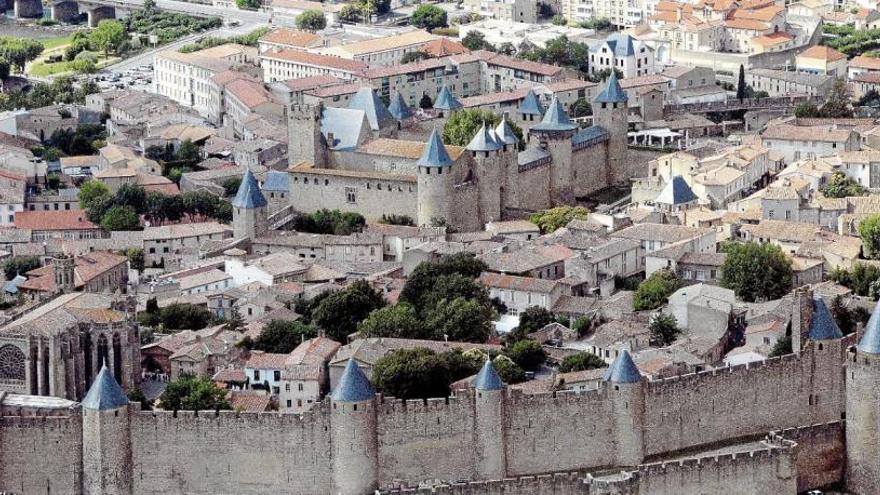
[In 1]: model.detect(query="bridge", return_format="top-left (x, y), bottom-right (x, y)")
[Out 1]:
top-left (13, 0), bottom-right (226, 26)
top-left (663, 95), bottom-right (823, 117)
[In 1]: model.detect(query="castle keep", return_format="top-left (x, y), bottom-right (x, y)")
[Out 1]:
top-left (3, 290), bottom-right (880, 494)
top-left (286, 77), bottom-right (628, 232)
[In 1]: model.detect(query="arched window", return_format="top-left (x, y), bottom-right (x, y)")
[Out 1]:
top-left (113, 334), bottom-right (122, 384)
top-left (0, 344), bottom-right (25, 380)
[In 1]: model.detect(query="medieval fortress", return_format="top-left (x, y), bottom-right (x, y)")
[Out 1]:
top-left (2, 289), bottom-right (880, 494)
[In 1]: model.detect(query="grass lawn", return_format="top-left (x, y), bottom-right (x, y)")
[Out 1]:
top-left (40, 33), bottom-right (78, 51)
top-left (29, 54), bottom-right (116, 77)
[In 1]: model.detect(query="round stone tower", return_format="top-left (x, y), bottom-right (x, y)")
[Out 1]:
top-left (592, 72), bottom-right (629, 184)
top-left (528, 96), bottom-right (577, 205)
top-left (52, 253), bottom-right (76, 294)
top-left (416, 128), bottom-right (455, 227)
top-left (847, 300), bottom-right (880, 494)
top-left (81, 363), bottom-right (133, 495)
top-left (806, 295), bottom-right (845, 422)
top-left (473, 358), bottom-right (507, 479)
top-left (467, 123), bottom-right (504, 224)
top-left (330, 360), bottom-right (379, 495)
top-left (231, 167), bottom-right (268, 241)
top-left (604, 350), bottom-right (645, 467)
top-left (495, 115), bottom-right (521, 211)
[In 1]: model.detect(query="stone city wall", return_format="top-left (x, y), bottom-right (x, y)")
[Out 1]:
top-left (0, 413), bottom-right (83, 495)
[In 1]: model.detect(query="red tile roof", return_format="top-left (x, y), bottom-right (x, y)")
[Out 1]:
top-left (260, 27), bottom-right (321, 48)
top-left (423, 38), bottom-right (469, 57)
top-left (15, 210), bottom-right (99, 231)
top-left (263, 49), bottom-right (367, 73)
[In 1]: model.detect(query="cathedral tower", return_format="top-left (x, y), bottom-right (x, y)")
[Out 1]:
top-left (473, 359), bottom-right (507, 479)
top-left (416, 129), bottom-right (455, 227)
top-left (847, 300), bottom-right (880, 494)
top-left (605, 350), bottom-right (645, 466)
top-left (329, 360), bottom-right (379, 495)
top-left (592, 72), bottom-right (629, 184)
top-left (82, 364), bottom-right (133, 495)
top-left (52, 253), bottom-right (75, 294)
top-left (232, 168), bottom-right (268, 241)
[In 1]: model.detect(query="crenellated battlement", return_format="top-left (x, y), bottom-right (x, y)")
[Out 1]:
top-left (646, 352), bottom-right (802, 393)
top-left (380, 472), bottom-right (585, 494)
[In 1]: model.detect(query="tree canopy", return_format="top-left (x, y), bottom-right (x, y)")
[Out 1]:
top-left (860, 213), bottom-right (880, 259)
top-left (291, 209), bottom-right (365, 235)
top-left (720, 242), bottom-right (793, 302)
top-left (245, 319), bottom-right (318, 353)
top-left (159, 374), bottom-right (231, 411)
top-left (100, 205), bottom-right (140, 231)
top-left (295, 10), bottom-right (327, 32)
top-left (411, 5), bottom-right (447, 31)
top-left (529, 206), bottom-right (588, 234)
top-left (357, 304), bottom-right (424, 339)
top-left (559, 352), bottom-right (606, 373)
top-left (830, 263), bottom-right (880, 297)
top-left (138, 302), bottom-right (215, 331)
top-left (633, 269), bottom-right (680, 311)
top-left (371, 348), bottom-right (479, 399)
top-left (505, 339), bottom-right (546, 371)
top-left (312, 280), bottom-right (386, 342)
top-left (91, 20), bottom-right (127, 55)
top-left (442, 108), bottom-right (524, 150)
top-left (3, 256), bottom-right (40, 280)
top-left (821, 171), bottom-right (867, 198)
top-left (649, 313), bottom-right (682, 347)
top-left (400, 50), bottom-right (430, 64)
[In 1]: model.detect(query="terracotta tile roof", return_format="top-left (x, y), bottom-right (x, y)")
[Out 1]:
top-left (213, 368), bottom-right (247, 383)
top-left (799, 45), bottom-right (846, 62)
top-left (762, 123), bottom-right (853, 142)
top-left (851, 55), bottom-right (880, 70)
top-left (290, 160), bottom-right (416, 183)
top-left (478, 271), bottom-right (559, 293)
top-left (228, 391), bottom-right (272, 412)
top-left (423, 38), bottom-right (469, 57)
top-left (855, 72), bottom-right (880, 84)
top-left (619, 74), bottom-right (668, 89)
top-left (259, 27), bottom-right (320, 48)
top-left (357, 137), bottom-right (465, 161)
top-left (15, 210), bottom-right (98, 231)
top-left (327, 31), bottom-right (437, 57)
top-left (360, 57), bottom-right (447, 79)
top-left (731, 4), bottom-right (783, 21)
top-left (305, 82), bottom-right (364, 98)
top-left (461, 88), bottom-right (528, 108)
top-left (475, 50), bottom-right (562, 77)
top-left (246, 351), bottom-right (290, 370)
top-left (283, 74), bottom-right (343, 91)
top-left (723, 18), bottom-right (771, 30)
top-left (262, 49), bottom-right (367, 73)
top-left (225, 79), bottom-right (273, 109)
top-left (752, 31), bottom-right (794, 47)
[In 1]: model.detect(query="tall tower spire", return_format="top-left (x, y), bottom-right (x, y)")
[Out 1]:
top-left (231, 168), bottom-right (268, 240)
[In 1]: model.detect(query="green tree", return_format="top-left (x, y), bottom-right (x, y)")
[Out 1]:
top-left (312, 280), bottom-right (386, 342)
top-left (127, 387), bottom-right (153, 411)
top-left (794, 102), bottom-right (821, 118)
top-left (419, 93), bottom-right (433, 109)
top-left (159, 374), bottom-right (231, 411)
top-left (71, 58), bottom-right (97, 74)
top-left (505, 339), bottom-right (546, 371)
top-left (633, 269), bottom-right (680, 311)
top-left (139, 303), bottom-right (214, 331)
top-left (551, 14), bottom-right (567, 25)
top-left (126, 248), bottom-right (144, 272)
top-left (400, 254), bottom-right (489, 313)
top-left (859, 214), bottom-right (880, 259)
top-left (338, 4), bottom-right (362, 23)
top-left (250, 319), bottom-right (318, 353)
top-left (769, 334), bottom-right (792, 357)
top-left (222, 177), bottom-right (242, 197)
top-left (358, 304), bottom-right (424, 338)
top-left (78, 180), bottom-right (111, 210)
top-left (225, 305), bottom-right (245, 332)
top-left (461, 31), bottom-right (490, 51)
top-left (3, 256), bottom-right (40, 280)
top-left (830, 263), bottom-right (880, 296)
top-left (0, 58), bottom-right (10, 81)
top-left (443, 108), bottom-right (524, 149)
top-left (570, 97), bottom-right (592, 118)
top-left (292, 209), bottom-right (366, 235)
top-left (516, 306), bottom-right (555, 335)
top-left (736, 64), bottom-right (747, 101)
top-left (115, 184), bottom-right (147, 213)
top-left (45, 173), bottom-right (61, 191)
top-left (720, 242), bottom-right (793, 302)
top-left (411, 4), bottom-right (447, 31)
top-left (819, 78), bottom-right (853, 118)
top-left (0, 37), bottom-right (43, 72)
top-left (235, 0), bottom-right (261, 9)
top-left (572, 315), bottom-right (593, 337)
top-left (100, 205), bottom-right (140, 231)
top-left (399, 50), bottom-right (429, 64)
top-left (295, 10), bottom-right (327, 32)
top-left (371, 348), bottom-right (479, 399)
top-left (424, 297), bottom-right (495, 343)
top-left (649, 313), bottom-right (681, 347)
top-left (379, 213), bottom-right (415, 226)
top-left (559, 352), bottom-right (606, 373)
top-left (821, 171), bottom-right (867, 198)
top-left (90, 20), bottom-right (127, 56)
top-left (492, 355), bottom-right (526, 383)
top-left (529, 206), bottom-right (588, 234)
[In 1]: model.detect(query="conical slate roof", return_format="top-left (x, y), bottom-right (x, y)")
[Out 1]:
top-left (518, 89), bottom-right (544, 115)
top-left (474, 359), bottom-right (504, 391)
top-left (467, 123), bottom-right (503, 152)
top-left (858, 299), bottom-right (880, 354)
top-left (232, 168), bottom-right (267, 209)
top-left (331, 360), bottom-right (375, 402)
top-left (809, 296), bottom-right (843, 341)
top-left (603, 350), bottom-right (641, 383)
top-left (82, 364), bottom-right (129, 410)
top-left (495, 116), bottom-right (519, 145)
top-left (656, 176), bottom-right (697, 205)
top-left (433, 86), bottom-right (462, 111)
top-left (594, 71), bottom-right (628, 104)
top-left (532, 96), bottom-right (576, 132)
top-left (348, 87), bottom-right (395, 131)
top-left (388, 91), bottom-right (412, 121)
top-left (416, 128), bottom-right (454, 168)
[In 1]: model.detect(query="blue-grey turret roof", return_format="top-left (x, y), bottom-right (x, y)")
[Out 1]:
top-left (531, 96), bottom-right (577, 132)
top-left (82, 364), bottom-right (130, 410)
top-left (232, 168), bottom-right (267, 209)
top-left (604, 350), bottom-right (642, 383)
top-left (474, 359), bottom-right (504, 391)
top-left (809, 296), bottom-right (843, 341)
top-left (388, 91), bottom-right (413, 121)
top-left (348, 87), bottom-right (395, 131)
top-left (495, 116), bottom-right (519, 145)
top-left (433, 86), bottom-right (462, 111)
top-left (594, 71), bottom-right (628, 104)
top-left (417, 128), bottom-right (454, 168)
top-left (518, 89), bottom-right (544, 115)
top-left (858, 299), bottom-right (880, 354)
top-left (331, 360), bottom-right (375, 402)
top-left (656, 176), bottom-right (697, 205)
top-left (467, 123), bottom-right (503, 152)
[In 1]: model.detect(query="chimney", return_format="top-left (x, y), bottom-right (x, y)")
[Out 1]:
top-left (676, 6), bottom-right (683, 21)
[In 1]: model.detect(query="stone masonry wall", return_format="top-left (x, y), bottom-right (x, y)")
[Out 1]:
top-left (129, 408), bottom-right (333, 494)
top-left (0, 414), bottom-right (83, 495)
top-left (771, 422), bottom-right (846, 492)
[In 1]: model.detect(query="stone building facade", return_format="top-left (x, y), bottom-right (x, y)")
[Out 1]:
top-left (3, 289), bottom-right (880, 495)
